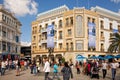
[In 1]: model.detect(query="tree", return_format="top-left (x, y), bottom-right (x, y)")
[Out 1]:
top-left (108, 33), bottom-right (120, 53)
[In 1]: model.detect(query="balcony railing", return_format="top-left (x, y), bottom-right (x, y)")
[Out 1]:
top-left (41, 29), bottom-right (47, 33)
top-left (41, 40), bottom-right (47, 44)
top-left (66, 34), bottom-right (72, 38)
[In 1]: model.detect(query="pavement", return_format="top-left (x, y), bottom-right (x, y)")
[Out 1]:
top-left (0, 67), bottom-right (120, 80)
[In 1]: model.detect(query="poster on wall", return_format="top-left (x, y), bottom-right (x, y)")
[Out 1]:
top-left (88, 22), bottom-right (96, 50)
top-left (47, 25), bottom-right (54, 48)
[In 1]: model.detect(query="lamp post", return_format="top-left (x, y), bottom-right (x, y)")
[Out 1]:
top-left (48, 48), bottom-right (54, 61)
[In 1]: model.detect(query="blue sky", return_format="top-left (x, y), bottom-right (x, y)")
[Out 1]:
top-left (0, 0), bottom-right (120, 43)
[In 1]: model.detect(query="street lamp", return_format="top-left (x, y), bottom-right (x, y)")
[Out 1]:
top-left (48, 48), bottom-right (54, 58)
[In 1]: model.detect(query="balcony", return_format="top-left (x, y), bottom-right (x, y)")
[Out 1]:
top-left (41, 28), bottom-right (47, 33)
top-left (100, 37), bottom-right (105, 41)
top-left (54, 48), bottom-right (66, 52)
top-left (41, 40), bottom-right (47, 44)
top-left (66, 34), bottom-right (72, 38)
top-left (38, 42), bottom-right (41, 45)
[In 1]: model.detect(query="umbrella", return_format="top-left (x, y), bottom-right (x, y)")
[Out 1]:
top-left (89, 56), bottom-right (98, 59)
top-left (76, 55), bottom-right (86, 61)
top-left (115, 54), bottom-right (120, 58)
top-left (97, 56), bottom-right (105, 60)
top-left (105, 55), bottom-right (114, 59)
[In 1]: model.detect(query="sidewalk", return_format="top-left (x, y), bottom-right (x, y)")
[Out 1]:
top-left (0, 67), bottom-right (120, 80)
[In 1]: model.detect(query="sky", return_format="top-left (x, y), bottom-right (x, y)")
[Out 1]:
top-left (0, 0), bottom-right (120, 44)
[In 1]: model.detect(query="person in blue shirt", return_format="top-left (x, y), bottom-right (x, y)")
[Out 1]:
top-left (52, 61), bottom-right (60, 80)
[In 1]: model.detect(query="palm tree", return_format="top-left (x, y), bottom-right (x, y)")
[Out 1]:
top-left (108, 33), bottom-right (120, 53)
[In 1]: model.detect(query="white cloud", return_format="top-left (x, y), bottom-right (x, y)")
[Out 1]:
top-left (111, 0), bottom-right (120, 3)
top-left (3, 0), bottom-right (38, 16)
top-left (21, 41), bottom-right (31, 46)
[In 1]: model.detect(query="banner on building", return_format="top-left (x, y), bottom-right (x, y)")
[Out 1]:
top-left (47, 25), bottom-right (54, 48)
top-left (88, 22), bottom-right (96, 50)
top-left (113, 29), bottom-right (118, 33)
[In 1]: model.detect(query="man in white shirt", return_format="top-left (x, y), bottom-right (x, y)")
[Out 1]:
top-left (1, 60), bottom-right (6, 75)
top-left (110, 59), bottom-right (119, 80)
top-left (43, 58), bottom-right (50, 80)
top-left (102, 60), bottom-right (108, 79)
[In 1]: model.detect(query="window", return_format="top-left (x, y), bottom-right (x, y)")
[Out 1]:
top-left (101, 32), bottom-right (104, 37)
top-left (66, 43), bottom-right (69, 51)
top-left (0, 43), bottom-right (1, 50)
top-left (110, 33), bottom-right (113, 37)
top-left (52, 22), bottom-right (55, 25)
top-left (59, 43), bottom-right (62, 49)
top-left (92, 18), bottom-right (95, 23)
top-left (70, 42), bottom-right (73, 51)
top-left (100, 20), bottom-right (104, 29)
top-left (33, 36), bottom-right (36, 41)
top-left (16, 36), bottom-right (19, 42)
top-left (39, 25), bottom-right (42, 32)
top-left (101, 43), bottom-right (104, 51)
top-left (68, 29), bottom-right (72, 36)
top-left (66, 18), bottom-right (69, 26)
top-left (88, 17), bottom-right (90, 23)
top-left (110, 23), bottom-right (113, 30)
top-left (2, 31), bottom-right (6, 37)
top-left (70, 17), bottom-right (73, 25)
top-left (2, 44), bottom-right (6, 51)
top-left (59, 31), bottom-right (62, 39)
top-left (118, 25), bottom-right (120, 32)
top-left (59, 20), bottom-right (62, 28)
top-left (39, 46), bottom-right (41, 49)
top-left (45, 24), bottom-right (48, 29)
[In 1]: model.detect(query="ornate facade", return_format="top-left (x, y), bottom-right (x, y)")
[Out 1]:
top-left (31, 5), bottom-right (120, 63)
top-left (0, 4), bottom-right (22, 60)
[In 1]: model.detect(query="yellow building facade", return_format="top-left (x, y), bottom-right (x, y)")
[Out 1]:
top-left (31, 5), bottom-right (120, 63)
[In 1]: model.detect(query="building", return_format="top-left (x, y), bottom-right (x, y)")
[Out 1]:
top-left (31, 5), bottom-right (120, 63)
top-left (21, 42), bottom-right (31, 60)
top-left (0, 4), bottom-right (22, 60)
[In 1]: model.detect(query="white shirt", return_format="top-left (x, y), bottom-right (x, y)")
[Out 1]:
top-left (111, 63), bottom-right (119, 69)
top-left (1, 61), bottom-right (6, 68)
top-left (43, 61), bottom-right (50, 72)
top-left (102, 63), bottom-right (107, 69)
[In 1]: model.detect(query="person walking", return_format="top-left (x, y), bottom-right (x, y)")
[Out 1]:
top-left (110, 59), bottom-right (119, 80)
top-left (43, 58), bottom-right (51, 80)
top-left (1, 60), bottom-right (6, 76)
top-left (52, 61), bottom-right (60, 80)
top-left (16, 59), bottom-right (21, 76)
top-left (101, 60), bottom-right (108, 79)
top-left (75, 61), bottom-right (80, 74)
top-left (61, 62), bottom-right (73, 80)
top-left (87, 61), bottom-right (91, 76)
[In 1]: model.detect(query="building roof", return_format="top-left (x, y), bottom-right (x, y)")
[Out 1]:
top-left (91, 6), bottom-right (120, 19)
top-left (37, 5), bottom-right (69, 19)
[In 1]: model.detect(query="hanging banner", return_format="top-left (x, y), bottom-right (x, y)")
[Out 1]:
top-left (47, 25), bottom-right (54, 48)
top-left (113, 29), bottom-right (118, 33)
top-left (88, 22), bottom-right (96, 50)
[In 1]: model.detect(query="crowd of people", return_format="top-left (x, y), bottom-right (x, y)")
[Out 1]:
top-left (0, 59), bottom-right (30, 76)
top-left (0, 57), bottom-right (120, 80)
